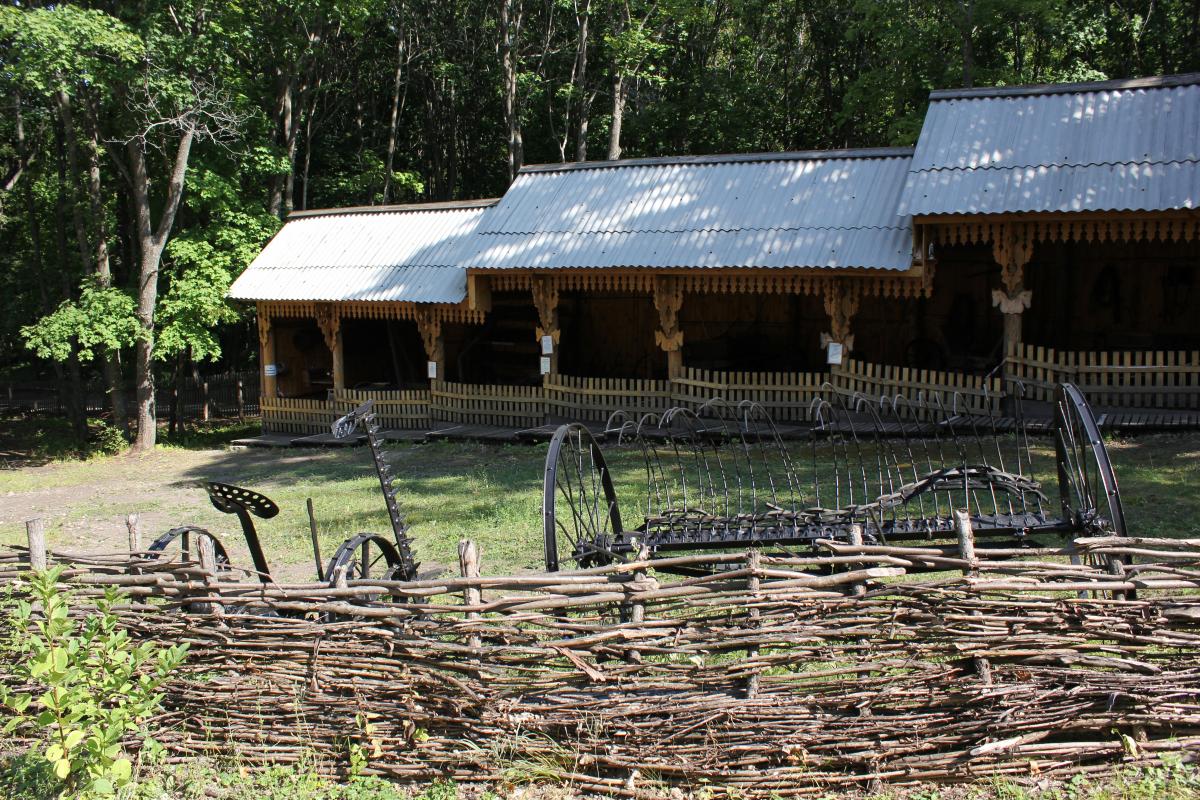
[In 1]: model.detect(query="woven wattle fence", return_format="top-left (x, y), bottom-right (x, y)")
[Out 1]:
top-left (3, 535), bottom-right (1200, 797)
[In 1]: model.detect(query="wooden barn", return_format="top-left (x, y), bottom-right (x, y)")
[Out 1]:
top-left (229, 73), bottom-right (1200, 435)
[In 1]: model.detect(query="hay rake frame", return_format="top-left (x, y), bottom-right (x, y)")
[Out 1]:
top-left (543, 382), bottom-right (1125, 573)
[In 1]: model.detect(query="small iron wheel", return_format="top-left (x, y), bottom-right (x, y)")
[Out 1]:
top-left (326, 533), bottom-right (415, 603)
top-left (147, 526), bottom-right (232, 573)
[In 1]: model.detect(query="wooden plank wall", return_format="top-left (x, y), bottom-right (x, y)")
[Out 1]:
top-left (1007, 344), bottom-right (1200, 408)
top-left (260, 350), bottom-right (1200, 433)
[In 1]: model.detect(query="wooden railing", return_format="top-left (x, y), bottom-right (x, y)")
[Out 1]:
top-left (259, 350), bottom-right (1200, 434)
top-left (1007, 343), bottom-right (1200, 408)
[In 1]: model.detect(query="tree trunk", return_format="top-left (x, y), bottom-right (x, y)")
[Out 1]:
top-left (607, 72), bottom-right (625, 160)
top-left (268, 77), bottom-right (294, 218)
top-left (573, 0), bottom-right (592, 162)
top-left (606, 1), bottom-right (629, 161)
top-left (128, 124), bottom-right (197, 452)
top-left (383, 29), bottom-right (408, 203)
top-left (960, 0), bottom-right (975, 88)
top-left (501, 0), bottom-right (524, 182)
top-left (84, 105), bottom-right (129, 432)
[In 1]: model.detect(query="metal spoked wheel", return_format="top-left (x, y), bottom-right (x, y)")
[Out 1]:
top-left (1054, 383), bottom-right (1132, 600)
top-left (543, 424), bottom-right (625, 572)
top-left (325, 533), bottom-right (415, 602)
top-left (1054, 383), bottom-right (1126, 538)
top-left (147, 526), bottom-right (232, 573)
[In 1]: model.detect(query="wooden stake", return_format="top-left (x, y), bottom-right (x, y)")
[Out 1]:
top-left (459, 540), bottom-right (483, 656)
top-left (745, 548), bottom-right (762, 699)
top-left (954, 510), bottom-right (992, 685)
top-left (196, 535), bottom-right (222, 616)
top-left (25, 518), bottom-right (46, 571)
top-left (126, 513), bottom-right (142, 553)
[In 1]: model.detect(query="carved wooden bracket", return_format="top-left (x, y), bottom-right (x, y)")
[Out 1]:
top-left (314, 304), bottom-right (341, 352)
top-left (531, 276), bottom-right (560, 344)
top-left (653, 276), bottom-right (685, 352)
top-left (991, 223), bottom-right (1035, 296)
top-left (821, 280), bottom-right (861, 349)
top-left (256, 309), bottom-right (272, 350)
top-left (415, 309), bottom-right (444, 363)
top-left (991, 289), bottom-right (1033, 315)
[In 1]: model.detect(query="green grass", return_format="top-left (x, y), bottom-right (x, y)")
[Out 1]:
top-left (0, 414), bottom-right (1197, 579)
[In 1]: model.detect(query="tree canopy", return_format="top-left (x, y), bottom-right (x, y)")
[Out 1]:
top-left (0, 0), bottom-right (1197, 447)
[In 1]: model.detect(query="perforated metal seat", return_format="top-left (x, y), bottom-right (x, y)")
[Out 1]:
top-left (206, 482), bottom-right (280, 519)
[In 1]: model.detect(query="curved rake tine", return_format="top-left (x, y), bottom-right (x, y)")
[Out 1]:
top-left (982, 384), bottom-right (1016, 518)
top-left (1009, 379), bottom-right (1043, 517)
top-left (697, 398), bottom-right (742, 518)
top-left (952, 389), bottom-right (1000, 516)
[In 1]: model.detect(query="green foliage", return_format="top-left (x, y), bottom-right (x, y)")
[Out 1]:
top-left (20, 285), bottom-right (141, 364)
top-left (0, 568), bottom-right (188, 798)
top-left (127, 761), bottom-right (408, 800)
top-left (86, 420), bottom-right (128, 457)
top-left (0, 5), bottom-right (140, 96)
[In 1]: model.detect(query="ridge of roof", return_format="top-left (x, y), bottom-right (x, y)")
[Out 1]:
top-left (518, 147), bottom-right (915, 175)
top-left (286, 198), bottom-right (499, 220)
top-left (929, 72), bottom-right (1200, 101)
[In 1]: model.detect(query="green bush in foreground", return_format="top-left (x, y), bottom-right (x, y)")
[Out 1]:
top-left (0, 567), bottom-right (188, 797)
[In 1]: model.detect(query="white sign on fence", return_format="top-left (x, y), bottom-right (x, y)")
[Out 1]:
top-left (427, 361), bottom-right (438, 379)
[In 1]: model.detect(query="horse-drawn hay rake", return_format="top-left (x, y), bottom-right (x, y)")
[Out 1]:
top-left (543, 382), bottom-right (1125, 575)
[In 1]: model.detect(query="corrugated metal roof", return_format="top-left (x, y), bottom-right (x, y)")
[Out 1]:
top-left (467, 149), bottom-right (915, 271)
top-left (900, 73), bottom-right (1200, 215)
top-left (228, 202), bottom-right (495, 303)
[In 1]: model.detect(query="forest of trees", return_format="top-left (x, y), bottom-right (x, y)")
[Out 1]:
top-left (0, 0), bottom-right (1197, 449)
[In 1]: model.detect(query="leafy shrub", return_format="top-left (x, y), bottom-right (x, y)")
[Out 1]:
top-left (0, 567), bottom-right (188, 797)
top-left (86, 420), bottom-right (128, 457)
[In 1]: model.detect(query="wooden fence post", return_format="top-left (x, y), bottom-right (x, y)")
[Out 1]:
top-left (126, 513), bottom-right (142, 553)
top-left (625, 546), bottom-right (650, 664)
top-left (459, 540), bottom-right (483, 667)
top-left (954, 510), bottom-right (992, 686)
top-left (745, 548), bottom-right (762, 699)
top-left (237, 379), bottom-right (245, 423)
top-left (25, 518), bottom-right (47, 571)
top-left (196, 535), bottom-right (222, 617)
top-left (202, 381), bottom-right (210, 422)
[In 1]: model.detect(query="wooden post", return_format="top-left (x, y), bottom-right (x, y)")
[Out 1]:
top-left (458, 540), bottom-right (483, 659)
top-left (316, 304), bottom-right (345, 393)
top-left (196, 535), bottom-right (222, 617)
top-left (236, 379), bottom-right (245, 423)
top-left (745, 548), bottom-right (762, 699)
top-left (991, 224), bottom-right (1034, 389)
top-left (126, 513), bottom-right (142, 553)
top-left (821, 280), bottom-right (860, 364)
top-left (25, 518), bottom-right (47, 572)
top-left (653, 276), bottom-right (685, 379)
top-left (625, 545), bottom-right (650, 664)
top-left (532, 276), bottom-right (560, 375)
top-left (954, 510), bottom-right (992, 685)
top-left (201, 380), bottom-right (211, 422)
top-left (258, 308), bottom-right (277, 399)
top-left (847, 523), bottom-right (867, 599)
top-left (415, 309), bottom-right (445, 383)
